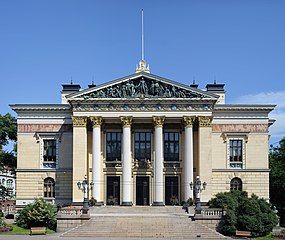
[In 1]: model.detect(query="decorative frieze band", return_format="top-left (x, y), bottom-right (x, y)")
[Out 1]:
top-left (72, 116), bottom-right (87, 127)
top-left (198, 116), bottom-right (213, 127)
top-left (120, 116), bottom-right (132, 127)
top-left (153, 116), bottom-right (165, 127)
top-left (212, 124), bottom-right (268, 133)
top-left (183, 116), bottom-right (196, 127)
top-left (18, 124), bottom-right (72, 133)
top-left (90, 116), bottom-right (103, 127)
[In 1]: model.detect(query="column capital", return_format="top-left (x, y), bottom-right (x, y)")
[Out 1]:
top-left (153, 116), bottom-right (165, 127)
top-left (90, 116), bottom-right (103, 127)
top-left (121, 116), bottom-right (132, 127)
top-left (183, 116), bottom-right (196, 127)
top-left (72, 116), bottom-right (87, 127)
top-left (198, 116), bottom-right (213, 127)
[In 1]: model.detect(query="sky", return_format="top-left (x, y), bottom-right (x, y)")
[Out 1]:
top-left (0, 0), bottom-right (284, 144)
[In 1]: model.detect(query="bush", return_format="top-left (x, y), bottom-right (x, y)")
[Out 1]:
top-left (209, 191), bottom-right (278, 237)
top-left (0, 210), bottom-right (3, 218)
top-left (89, 197), bottom-right (97, 206)
top-left (16, 198), bottom-right (56, 231)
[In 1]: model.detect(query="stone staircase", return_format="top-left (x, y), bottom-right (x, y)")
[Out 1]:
top-left (61, 206), bottom-right (229, 239)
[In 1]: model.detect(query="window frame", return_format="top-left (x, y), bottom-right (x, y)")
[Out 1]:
top-left (37, 133), bottom-right (60, 169)
top-left (224, 134), bottom-right (247, 169)
top-left (164, 131), bottom-right (180, 162)
top-left (134, 132), bottom-right (152, 161)
top-left (230, 177), bottom-right (243, 191)
top-left (43, 177), bottom-right (55, 198)
top-left (105, 131), bottom-right (122, 161)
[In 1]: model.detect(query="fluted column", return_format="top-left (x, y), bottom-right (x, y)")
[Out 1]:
top-left (90, 116), bottom-right (103, 204)
top-left (72, 116), bottom-right (87, 203)
top-left (153, 116), bottom-right (165, 206)
top-left (183, 116), bottom-right (195, 201)
top-left (121, 116), bottom-right (133, 206)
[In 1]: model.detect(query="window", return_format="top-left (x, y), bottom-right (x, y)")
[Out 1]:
top-left (135, 132), bottom-right (151, 161)
top-left (229, 139), bottom-right (243, 168)
top-left (44, 177), bottom-right (55, 198)
top-left (106, 132), bottom-right (121, 161)
top-left (164, 132), bottom-right (179, 161)
top-left (230, 177), bottom-right (242, 191)
top-left (6, 180), bottom-right (13, 189)
top-left (43, 140), bottom-right (56, 168)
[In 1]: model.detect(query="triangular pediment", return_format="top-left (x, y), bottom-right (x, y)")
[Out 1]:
top-left (67, 72), bottom-right (218, 101)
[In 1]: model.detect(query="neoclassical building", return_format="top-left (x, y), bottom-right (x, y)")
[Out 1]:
top-left (11, 60), bottom-right (275, 207)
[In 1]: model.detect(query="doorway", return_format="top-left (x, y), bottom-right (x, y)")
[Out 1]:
top-left (136, 176), bottom-right (149, 205)
top-left (106, 176), bottom-right (120, 205)
top-left (165, 176), bottom-right (179, 205)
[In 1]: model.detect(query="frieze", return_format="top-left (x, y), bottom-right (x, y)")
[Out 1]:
top-left (18, 124), bottom-right (72, 133)
top-left (72, 103), bottom-right (213, 112)
top-left (78, 77), bottom-right (205, 99)
top-left (212, 124), bottom-right (268, 133)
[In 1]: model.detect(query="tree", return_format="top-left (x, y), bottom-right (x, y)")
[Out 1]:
top-left (0, 113), bottom-right (17, 171)
top-left (0, 186), bottom-right (9, 201)
top-left (269, 137), bottom-right (285, 226)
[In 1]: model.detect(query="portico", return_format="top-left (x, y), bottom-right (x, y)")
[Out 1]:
top-left (71, 113), bottom-right (212, 206)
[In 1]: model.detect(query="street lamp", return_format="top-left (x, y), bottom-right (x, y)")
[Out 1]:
top-left (77, 175), bottom-right (94, 214)
top-left (189, 176), bottom-right (207, 214)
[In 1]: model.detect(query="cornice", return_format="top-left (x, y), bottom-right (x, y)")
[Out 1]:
top-left (214, 104), bottom-right (276, 112)
top-left (10, 104), bottom-right (71, 112)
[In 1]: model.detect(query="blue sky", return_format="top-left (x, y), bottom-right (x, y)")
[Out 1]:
top-left (0, 0), bottom-right (284, 144)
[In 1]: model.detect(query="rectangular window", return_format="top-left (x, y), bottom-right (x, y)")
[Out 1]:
top-left (164, 132), bottom-right (179, 161)
top-left (106, 132), bottom-right (121, 161)
top-left (229, 139), bottom-right (243, 168)
top-left (43, 140), bottom-right (56, 168)
top-left (134, 132), bottom-right (151, 161)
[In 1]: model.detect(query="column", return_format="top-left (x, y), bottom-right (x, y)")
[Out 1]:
top-left (153, 116), bottom-right (165, 206)
top-left (198, 116), bottom-right (213, 202)
top-left (90, 116), bottom-right (103, 205)
top-left (183, 116), bottom-right (195, 201)
top-left (72, 116), bottom-right (87, 203)
top-left (121, 116), bottom-right (133, 206)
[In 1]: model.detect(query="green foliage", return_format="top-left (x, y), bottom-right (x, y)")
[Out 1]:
top-left (0, 185), bottom-right (9, 200)
top-left (16, 198), bottom-right (56, 231)
top-left (0, 113), bottom-right (17, 146)
top-left (0, 210), bottom-right (4, 218)
top-left (209, 191), bottom-right (278, 237)
top-left (269, 137), bottom-right (285, 225)
top-left (89, 197), bottom-right (97, 206)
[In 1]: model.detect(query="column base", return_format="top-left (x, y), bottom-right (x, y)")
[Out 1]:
top-left (152, 202), bottom-right (164, 206)
top-left (121, 201), bottom-right (133, 206)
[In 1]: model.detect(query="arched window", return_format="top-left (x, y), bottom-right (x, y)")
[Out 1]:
top-left (44, 177), bottom-right (55, 198)
top-left (230, 177), bottom-right (242, 191)
top-left (6, 179), bottom-right (13, 189)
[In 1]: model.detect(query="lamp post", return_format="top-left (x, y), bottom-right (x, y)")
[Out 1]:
top-left (189, 176), bottom-right (207, 214)
top-left (77, 175), bottom-right (94, 214)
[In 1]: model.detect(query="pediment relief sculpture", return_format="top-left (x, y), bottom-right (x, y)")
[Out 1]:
top-left (78, 77), bottom-right (205, 99)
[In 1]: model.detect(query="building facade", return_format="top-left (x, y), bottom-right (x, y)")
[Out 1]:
top-left (11, 60), bottom-right (275, 207)
top-left (0, 170), bottom-right (16, 199)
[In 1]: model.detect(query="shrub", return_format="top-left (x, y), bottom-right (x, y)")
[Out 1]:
top-left (89, 197), bottom-right (97, 206)
top-left (0, 210), bottom-right (3, 218)
top-left (209, 191), bottom-right (278, 237)
top-left (16, 198), bottom-right (56, 231)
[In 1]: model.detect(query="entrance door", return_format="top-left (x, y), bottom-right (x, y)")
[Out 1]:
top-left (165, 176), bottom-right (179, 205)
top-left (106, 176), bottom-right (120, 205)
top-left (136, 176), bottom-right (149, 205)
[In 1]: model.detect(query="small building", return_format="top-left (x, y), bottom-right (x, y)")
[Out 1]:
top-left (0, 169), bottom-right (16, 200)
top-left (11, 60), bottom-right (275, 207)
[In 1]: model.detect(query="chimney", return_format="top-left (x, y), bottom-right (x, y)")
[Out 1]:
top-left (206, 83), bottom-right (225, 104)
top-left (61, 84), bottom-right (81, 104)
